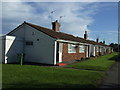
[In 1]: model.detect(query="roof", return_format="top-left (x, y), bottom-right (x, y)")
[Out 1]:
top-left (25, 22), bottom-right (88, 43)
top-left (8, 21), bottom-right (110, 47)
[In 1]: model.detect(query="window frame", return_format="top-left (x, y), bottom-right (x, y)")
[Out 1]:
top-left (68, 44), bottom-right (76, 53)
top-left (79, 45), bottom-right (85, 53)
top-left (26, 41), bottom-right (33, 46)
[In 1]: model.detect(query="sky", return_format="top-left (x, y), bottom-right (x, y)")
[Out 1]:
top-left (1, 1), bottom-right (118, 45)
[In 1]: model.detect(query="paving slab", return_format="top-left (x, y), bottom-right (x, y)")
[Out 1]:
top-left (99, 61), bottom-right (120, 88)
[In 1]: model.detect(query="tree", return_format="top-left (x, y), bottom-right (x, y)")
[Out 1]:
top-left (109, 43), bottom-right (120, 52)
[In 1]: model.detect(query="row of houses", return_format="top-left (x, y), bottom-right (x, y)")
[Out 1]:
top-left (1, 20), bottom-right (113, 65)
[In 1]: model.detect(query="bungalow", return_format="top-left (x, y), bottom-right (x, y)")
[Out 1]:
top-left (1, 20), bottom-right (113, 65)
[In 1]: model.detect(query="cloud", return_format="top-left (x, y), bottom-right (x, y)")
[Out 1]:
top-left (2, 2), bottom-right (34, 33)
top-left (2, 2), bottom-right (99, 38)
top-left (30, 2), bottom-right (99, 37)
top-left (2, 0), bottom-right (119, 2)
top-left (90, 30), bottom-right (118, 33)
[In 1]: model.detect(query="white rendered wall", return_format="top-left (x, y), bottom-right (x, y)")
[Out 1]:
top-left (8, 23), bottom-right (56, 65)
top-left (24, 24), bottom-right (56, 64)
top-left (9, 24), bottom-right (25, 39)
top-left (4, 36), bottom-right (24, 63)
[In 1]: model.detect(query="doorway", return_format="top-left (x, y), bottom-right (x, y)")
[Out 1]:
top-left (86, 45), bottom-right (89, 57)
top-left (56, 42), bottom-right (62, 63)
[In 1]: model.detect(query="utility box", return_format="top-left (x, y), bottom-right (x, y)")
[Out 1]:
top-left (17, 53), bottom-right (24, 65)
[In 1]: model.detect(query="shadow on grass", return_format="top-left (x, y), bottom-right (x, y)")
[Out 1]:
top-left (109, 53), bottom-right (120, 62)
top-left (2, 81), bottom-right (97, 89)
top-left (7, 62), bottom-right (54, 67)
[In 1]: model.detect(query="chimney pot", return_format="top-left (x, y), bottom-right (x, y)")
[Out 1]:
top-left (103, 41), bottom-right (105, 44)
top-left (96, 38), bottom-right (99, 43)
top-left (84, 31), bottom-right (88, 40)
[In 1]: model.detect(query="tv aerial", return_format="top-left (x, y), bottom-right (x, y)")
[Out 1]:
top-left (50, 10), bottom-right (56, 23)
top-left (59, 15), bottom-right (65, 27)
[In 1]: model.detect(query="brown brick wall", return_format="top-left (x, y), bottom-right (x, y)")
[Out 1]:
top-left (62, 43), bottom-right (86, 62)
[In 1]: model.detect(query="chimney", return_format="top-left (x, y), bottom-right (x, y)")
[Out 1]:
top-left (52, 20), bottom-right (60, 32)
top-left (84, 31), bottom-right (88, 40)
top-left (96, 38), bottom-right (99, 43)
top-left (103, 40), bottom-right (105, 44)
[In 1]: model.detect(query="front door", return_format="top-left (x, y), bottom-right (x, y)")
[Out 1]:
top-left (56, 42), bottom-right (63, 63)
top-left (86, 45), bottom-right (89, 57)
top-left (59, 43), bottom-right (62, 63)
top-left (93, 46), bottom-right (95, 56)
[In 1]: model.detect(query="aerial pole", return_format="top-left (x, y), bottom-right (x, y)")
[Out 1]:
top-left (59, 15), bottom-right (65, 26)
top-left (50, 10), bottom-right (56, 24)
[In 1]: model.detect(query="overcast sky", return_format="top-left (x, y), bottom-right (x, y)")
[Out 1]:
top-left (1, 1), bottom-right (118, 45)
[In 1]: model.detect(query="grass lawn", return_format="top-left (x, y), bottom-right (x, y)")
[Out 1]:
top-left (2, 64), bottom-right (105, 89)
top-left (2, 52), bottom-right (118, 89)
top-left (66, 52), bottom-right (118, 71)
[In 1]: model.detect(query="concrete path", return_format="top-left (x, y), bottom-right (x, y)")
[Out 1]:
top-left (100, 61), bottom-right (120, 88)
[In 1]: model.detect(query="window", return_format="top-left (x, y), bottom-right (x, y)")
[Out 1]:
top-left (79, 45), bottom-right (85, 53)
top-left (68, 44), bottom-right (76, 53)
top-left (26, 41), bottom-right (33, 45)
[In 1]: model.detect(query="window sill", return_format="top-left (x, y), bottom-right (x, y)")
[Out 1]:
top-left (68, 52), bottom-right (76, 53)
top-left (79, 52), bottom-right (84, 53)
